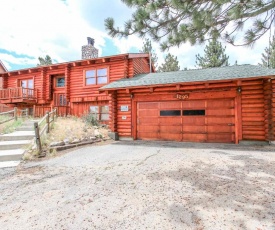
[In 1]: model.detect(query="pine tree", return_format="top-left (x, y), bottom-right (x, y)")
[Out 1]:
top-left (158, 53), bottom-right (180, 72)
top-left (37, 55), bottom-right (52, 66)
top-left (196, 39), bottom-right (229, 69)
top-left (105, 0), bottom-right (275, 50)
top-left (259, 35), bottom-right (275, 68)
top-left (140, 38), bottom-right (158, 69)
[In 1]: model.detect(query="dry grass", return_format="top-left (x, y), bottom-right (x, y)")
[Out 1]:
top-left (0, 118), bottom-right (23, 134)
top-left (24, 116), bottom-right (110, 160)
top-left (46, 116), bottom-right (109, 144)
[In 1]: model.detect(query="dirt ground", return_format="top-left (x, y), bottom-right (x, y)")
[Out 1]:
top-left (0, 141), bottom-right (275, 230)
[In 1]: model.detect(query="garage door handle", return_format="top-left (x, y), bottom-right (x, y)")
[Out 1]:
top-left (227, 123), bottom-right (234, 126)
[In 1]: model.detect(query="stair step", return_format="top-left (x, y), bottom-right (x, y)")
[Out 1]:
top-left (0, 131), bottom-right (35, 141)
top-left (0, 140), bottom-right (32, 150)
top-left (0, 161), bottom-right (20, 168)
top-left (16, 126), bottom-right (34, 131)
top-left (0, 149), bottom-right (25, 161)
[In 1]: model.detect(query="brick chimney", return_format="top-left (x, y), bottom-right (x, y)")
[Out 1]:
top-left (82, 37), bottom-right (98, 59)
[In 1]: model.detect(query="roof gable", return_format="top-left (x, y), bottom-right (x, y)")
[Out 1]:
top-left (0, 60), bottom-right (7, 73)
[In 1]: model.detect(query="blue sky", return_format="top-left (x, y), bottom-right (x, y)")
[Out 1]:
top-left (0, 0), bottom-right (269, 71)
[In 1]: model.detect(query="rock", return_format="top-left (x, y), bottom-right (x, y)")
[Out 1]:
top-left (71, 138), bottom-right (80, 144)
top-left (63, 138), bottom-right (70, 145)
top-left (81, 137), bottom-right (88, 142)
top-left (94, 130), bottom-right (100, 136)
top-left (49, 141), bottom-right (65, 147)
top-left (90, 136), bottom-right (96, 140)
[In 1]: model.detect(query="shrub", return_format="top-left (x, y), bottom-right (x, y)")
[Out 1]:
top-left (82, 113), bottom-right (99, 126)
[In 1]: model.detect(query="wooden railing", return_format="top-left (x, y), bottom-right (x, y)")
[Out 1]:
top-left (0, 107), bottom-right (29, 124)
top-left (34, 108), bottom-right (57, 153)
top-left (0, 87), bottom-right (37, 100)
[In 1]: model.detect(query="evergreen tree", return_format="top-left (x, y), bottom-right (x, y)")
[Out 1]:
top-left (158, 53), bottom-right (180, 72)
top-left (259, 35), bottom-right (275, 68)
top-left (105, 0), bottom-right (275, 50)
top-left (140, 38), bottom-right (158, 69)
top-left (37, 55), bottom-right (52, 66)
top-left (196, 39), bottom-right (229, 68)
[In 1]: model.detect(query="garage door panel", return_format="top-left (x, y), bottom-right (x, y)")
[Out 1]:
top-left (207, 100), bottom-right (234, 108)
top-left (207, 117), bottom-right (234, 124)
top-left (159, 125), bottom-right (182, 133)
top-left (159, 101), bottom-right (181, 109)
top-left (159, 133), bottom-right (182, 141)
top-left (207, 133), bottom-right (234, 143)
top-left (138, 102), bottom-right (159, 109)
top-left (159, 117), bottom-right (182, 125)
top-left (183, 125), bottom-right (206, 132)
top-left (183, 117), bottom-right (205, 125)
top-left (207, 109), bottom-right (234, 116)
top-left (138, 125), bottom-right (159, 132)
top-left (138, 110), bottom-right (159, 117)
top-left (182, 134), bottom-right (207, 142)
top-left (138, 118), bottom-right (159, 125)
top-left (137, 132), bottom-right (159, 140)
top-left (207, 125), bottom-right (233, 133)
top-left (182, 100), bottom-right (206, 108)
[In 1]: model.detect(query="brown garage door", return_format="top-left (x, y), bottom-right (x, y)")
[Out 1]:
top-left (137, 99), bottom-right (235, 143)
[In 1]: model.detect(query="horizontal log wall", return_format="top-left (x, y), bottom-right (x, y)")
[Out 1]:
top-left (71, 101), bottom-right (109, 117)
top-left (272, 79), bottom-right (275, 141)
top-left (241, 79), bottom-right (265, 141)
top-left (116, 91), bottom-right (132, 137)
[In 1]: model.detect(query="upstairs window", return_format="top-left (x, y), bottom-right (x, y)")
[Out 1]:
top-left (56, 77), bottom-right (65, 87)
top-left (85, 68), bottom-right (108, 86)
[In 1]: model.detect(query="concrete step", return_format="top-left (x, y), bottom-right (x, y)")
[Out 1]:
top-left (16, 126), bottom-right (34, 131)
top-left (0, 149), bottom-right (25, 161)
top-left (0, 140), bottom-right (31, 150)
top-left (0, 161), bottom-right (20, 169)
top-left (0, 131), bottom-right (35, 141)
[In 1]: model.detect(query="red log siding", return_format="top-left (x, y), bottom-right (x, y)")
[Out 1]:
top-left (241, 79), bottom-right (265, 141)
top-left (0, 104), bottom-right (13, 113)
top-left (272, 79), bottom-right (275, 140)
top-left (116, 92), bottom-right (132, 137)
top-left (71, 101), bottom-right (108, 117)
top-left (109, 92), bottom-right (117, 132)
top-left (133, 58), bottom-right (151, 75)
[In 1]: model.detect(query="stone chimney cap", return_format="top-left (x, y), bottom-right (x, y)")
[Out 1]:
top-left (87, 37), bottom-right (95, 46)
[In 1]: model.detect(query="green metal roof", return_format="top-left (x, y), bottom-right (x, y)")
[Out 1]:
top-left (101, 64), bottom-right (275, 90)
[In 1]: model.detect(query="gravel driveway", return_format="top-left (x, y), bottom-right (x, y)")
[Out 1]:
top-left (0, 141), bottom-right (275, 230)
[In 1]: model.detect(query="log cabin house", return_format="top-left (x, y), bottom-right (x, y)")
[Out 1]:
top-left (0, 60), bottom-right (11, 112)
top-left (0, 52), bottom-right (152, 120)
top-left (101, 65), bottom-right (275, 144)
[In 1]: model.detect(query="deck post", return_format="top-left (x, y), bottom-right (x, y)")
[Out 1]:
top-left (46, 111), bottom-right (50, 133)
top-left (33, 105), bottom-right (36, 117)
top-left (34, 122), bottom-right (42, 153)
top-left (14, 107), bottom-right (17, 121)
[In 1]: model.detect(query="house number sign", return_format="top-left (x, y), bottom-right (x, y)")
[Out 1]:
top-left (175, 93), bottom-right (189, 100)
top-left (120, 105), bottom-right (129, 111)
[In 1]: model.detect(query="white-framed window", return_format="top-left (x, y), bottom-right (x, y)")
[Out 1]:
top-left (89, 105), bottom-right (109, 121)
top-left (84, 68), bottom-right (108, 85)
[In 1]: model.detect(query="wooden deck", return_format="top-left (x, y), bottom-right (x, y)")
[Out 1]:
top-left (0, 87), bottom-right (37, 104)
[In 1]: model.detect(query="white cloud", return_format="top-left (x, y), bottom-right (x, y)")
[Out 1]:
top-left (0, 0), bottom-right (106, 68)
